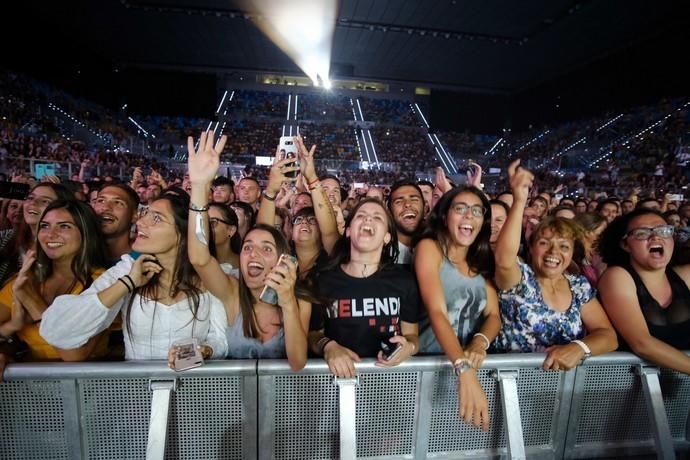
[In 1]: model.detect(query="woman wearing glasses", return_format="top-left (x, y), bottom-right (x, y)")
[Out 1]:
top-left (208, 203), bottom-right (241, 278)
top-left (598, 209), bottom-right (690, 374)
top-left (494, 160), bottom-right (617, 365)
top-left (415, 186), bottom-right (500, 432)
top-left (40, 192), bottom-right (228, 360)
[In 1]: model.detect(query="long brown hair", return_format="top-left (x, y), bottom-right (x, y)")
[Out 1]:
top-left (238, 224), bottom-right (315, 338)
top-left (34, 199), bottom-right (107, 289)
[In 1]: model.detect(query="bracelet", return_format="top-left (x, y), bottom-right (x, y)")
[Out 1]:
top-left (572, 339), bottom-right (592, 359)
top-left (317, 336), bottom-right (333, 355)
top-left (189, 203), bottom-right (209, 212)
top-left (307, 177), bottom-right (320, 187)
top-left (117, 277), bottom-right (132, 293)
top-left (123, 274), bottom-right (137, 291)
top-left (308, 182), bottom-right (321, 192)
top-left (262, 190), bottom-right (277, 202)
top-left (473, 332), bottom-right (491, 350)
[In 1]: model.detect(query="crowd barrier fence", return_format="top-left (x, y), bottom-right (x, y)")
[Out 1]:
top-left (1, 353), bottom-right (689, 460)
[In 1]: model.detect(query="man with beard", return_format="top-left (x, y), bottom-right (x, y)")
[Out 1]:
top-left (388, 179), bottom-right (426, 266)
top-left (211, 176), bottom-right (235, 204)
top-left (93, 184), bottom-right (139, 264)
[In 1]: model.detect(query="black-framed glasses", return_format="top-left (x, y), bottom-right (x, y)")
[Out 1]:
top-left (293, 215), bottom-right (318, 226)
top-left (209, 217), bottom-right (233, 228)
top-left (451, 203), bottom-right (486, 218)
top-left (623, 224), bottom-right (674, 240)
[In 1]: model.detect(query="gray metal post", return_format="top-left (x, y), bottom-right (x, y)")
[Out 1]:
top-left (146, 379), bottom-right (177, 460)
top-left (334, 376), bottom-right (359, 460)
top-left (636, 365), bottom-right (675, 460)
top-left (495, 369), bottom-right (526, 460)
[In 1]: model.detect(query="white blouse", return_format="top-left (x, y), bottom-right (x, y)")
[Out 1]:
top-left (40, 255), bottom-right (228, 360)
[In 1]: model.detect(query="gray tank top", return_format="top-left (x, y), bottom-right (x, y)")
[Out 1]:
top-left (418, 257), bottom-right (487, 354)
top-left (226, 311), bottom-right (286, 359)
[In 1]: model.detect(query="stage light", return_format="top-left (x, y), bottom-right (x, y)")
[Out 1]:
top-left (243, 0), bottom-right (337, 88)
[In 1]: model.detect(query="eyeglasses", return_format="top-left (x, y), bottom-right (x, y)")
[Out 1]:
top-left (209, 217), bottom-right (233, 228)
top-left (138, 208), bottom-right (172, 226)
top-left (451, 203), bottom-right (486, 218)
top-left (623, 224), bottom-right (674, 240)
top-left (293, 215), bottom-right (318, 226)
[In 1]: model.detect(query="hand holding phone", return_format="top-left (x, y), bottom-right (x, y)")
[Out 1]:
top-left (169, 338), bottom-right (204, 371)
top-left (278, 137), bottom-right (299, 178)
top-left (380, 335), bottom-right (403, 362)
top-left (259, 254), bottom-right (297, 305)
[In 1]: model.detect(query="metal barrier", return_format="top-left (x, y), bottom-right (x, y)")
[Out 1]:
top-left (1, 354), bottom-right (689, 459)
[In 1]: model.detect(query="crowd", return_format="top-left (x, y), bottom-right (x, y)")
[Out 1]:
top-left (359, 98), bottom-right (420, 126)
top-left (1, 127), bottom-right (688, 434)
top-left (297, 93), bottom-right (353, 122)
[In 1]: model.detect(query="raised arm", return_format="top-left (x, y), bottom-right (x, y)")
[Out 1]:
top-left (599, 266), bottom-right (690, 374)
top-left (494, 159), bottom-right (533, 290)
top-left (187, 130), bottom-right (239, 309)
top-left (296, 136), bottom-right (339, 254)
top-left (256, 145), bottom-right (298, 226)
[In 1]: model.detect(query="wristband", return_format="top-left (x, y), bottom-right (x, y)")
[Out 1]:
top-left (118, 277), bottom-right (132, 293)
top-left (123, 274), bottom-right (136, 291)
top-left (189, 203), bottom-right (209, 212)
top-left (308, 182), bottom-right (321, 192)
top-left (262, 190), bottom-right (277, 202)
top-left (473, 332), bottom-right (491, 350)
top-left (307, 177), bottom-right (320, 187)
top-left (572, 339), bottom-right (591, 359)
top-left (317, 336), bottom-right (333, 355)
top-left (453, 358), bottom-right (473, 376)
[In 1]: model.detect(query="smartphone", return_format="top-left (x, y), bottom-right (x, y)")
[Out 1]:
top-left (353, 182), bottom-right (365, 189)
top-left (380, 335), bottom-right (403, 361)
top-left (259, 254), bottom-right (297, 304)
top-left (278, 136), bottom-right (299, 178)
top-left (0, 181), bottom-right (30, 200)
top-left (173, 338), bottom-right (204, 371)
top-left (668, 194), bottom-right (684, 202)
top-left (554, 194), bottom-right (564, 201)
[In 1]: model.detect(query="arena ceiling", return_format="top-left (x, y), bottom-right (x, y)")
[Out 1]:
top-left (7, 0), bottom-right (690, 94)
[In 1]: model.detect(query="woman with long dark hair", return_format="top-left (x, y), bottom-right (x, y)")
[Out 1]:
top-left (598, 209), bottom-right (690, 374)
top-left (0, 183), bottom-right (74, 285)
top-left (415, 186), bottom-right (500, 432)
top-left (0, 199), bottom-right (107, 360)
top-left (208, 202), bottom-right (241, 277)
top-left (309, 198), bottom-right (422, 378)
top-left (40, 192), bottom-right (228, 360)
top-left (187, 131), bottom-right (311, 370)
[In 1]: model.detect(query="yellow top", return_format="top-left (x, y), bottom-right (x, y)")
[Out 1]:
top-left (0, 268), bottom-right (107, 361)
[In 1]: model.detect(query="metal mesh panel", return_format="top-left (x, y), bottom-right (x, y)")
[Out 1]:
top-left (80, 378), bottom-right (152, 460)
top-left (575, 364), bottom-right (650, 444)
top-left (0, 380), bottom-right (67, 460)
top-left (516, 368), bottom-right (561, 446)
top-left (659, 370), bottom-right (690, 440)
top-left (273, 374), bottom-right (339, 460)
top-left (355, 372), bottom-right (419, 458)
top-left (428, 369), bottom-right (505, 453)
top-left (165, 377), bottom-right (245, 460)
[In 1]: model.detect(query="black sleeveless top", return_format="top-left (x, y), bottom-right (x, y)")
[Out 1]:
top-left (622, 265), bottom-right (690, 350)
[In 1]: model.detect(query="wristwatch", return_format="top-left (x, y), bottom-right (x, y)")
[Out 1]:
top-left (572, 340), bottom-right (592, 360)
top-left (453, 358), bottom-right (473, 376)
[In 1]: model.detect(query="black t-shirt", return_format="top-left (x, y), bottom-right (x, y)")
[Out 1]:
top-left (312, 264), bottom-right (422, 357)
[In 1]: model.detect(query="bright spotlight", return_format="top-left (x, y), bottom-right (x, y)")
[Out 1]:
top-left (242, 0), bottom-right (337, 87)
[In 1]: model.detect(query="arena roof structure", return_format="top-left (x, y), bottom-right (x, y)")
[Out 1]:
top-left (7, 0), bottom-right (690, 94)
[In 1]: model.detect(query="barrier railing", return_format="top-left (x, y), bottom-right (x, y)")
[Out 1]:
top-left (1, 354), bottom-right (688, 460)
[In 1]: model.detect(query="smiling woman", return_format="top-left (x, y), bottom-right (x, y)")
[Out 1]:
top-left (0, 200), bottom-right (107, 362)
top-left (494, 160), bottom-right (617, 368)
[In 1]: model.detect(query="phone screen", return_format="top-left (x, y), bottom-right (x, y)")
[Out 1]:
top-left (0, 181), bottom-right (30, 200)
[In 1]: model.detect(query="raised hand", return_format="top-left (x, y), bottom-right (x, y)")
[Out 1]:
top-left (12, 250), bottom-right (37, 306)
top-left (295, 136), bottom-right (318, 183)
top-left (507, 159), bottom-right (534, 203)
top-left (187, 130), bottom-right (228, 185)
top-left (467, 161), bottom-right (483, 188)
top-left (435, 167), bottom-right (453, 193)
top-left (266, 145), bottom-right (299, 196)
top-left (263, 255), bottom-right (298, 311)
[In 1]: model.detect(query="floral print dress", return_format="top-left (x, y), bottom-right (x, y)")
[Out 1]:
top-left (495, 261), bottom-right (595, 352)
